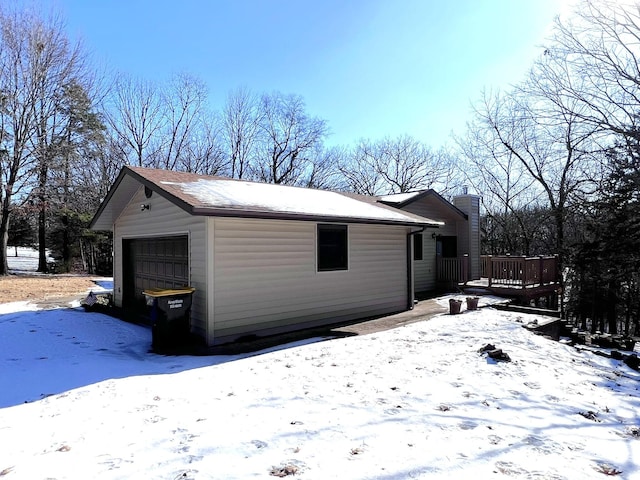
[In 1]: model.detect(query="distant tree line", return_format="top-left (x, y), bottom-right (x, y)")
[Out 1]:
top-left (0, 4), bottom-right (459, 277)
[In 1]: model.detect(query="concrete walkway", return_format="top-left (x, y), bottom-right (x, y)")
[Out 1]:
top-left (206, 298), bottom-right (449, 356)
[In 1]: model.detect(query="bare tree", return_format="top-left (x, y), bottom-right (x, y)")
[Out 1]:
top-left (254, 92), bottom-right (328, 185)
top-left (457, 90), bottom-right (543, 255)
top-left (376, 135), bottom-right (455, 194)
top-left (181, 119), bottom-right (227, 176)
top-left (107, 74), bottom-right (165, 167)
top-left (469, 59), bottom-right (602, 319)
top-left (544, 0), bottom-right (640, 143)
top-left (222, 86), bottom-right (261, 179)
top-left (338, 139), bottom-right (383, 195)
top-left (0, 8), bottom-right (37, 275)
top-left (300, 144), bottom-right (343, 190)
top-left (339, 135), bottom-right (455, 195)
top-left (155, 72), bottom-right (209, 171)
top-left (27, 13), bottom-right (91, 272)
top-left (0, 6), bottom-right (94, 274)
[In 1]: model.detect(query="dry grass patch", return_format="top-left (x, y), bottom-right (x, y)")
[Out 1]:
top-left (0, 275), bottom-right (96, 304)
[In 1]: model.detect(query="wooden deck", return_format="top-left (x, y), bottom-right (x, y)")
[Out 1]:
top-left (437, 255), bottom-right (560, 303)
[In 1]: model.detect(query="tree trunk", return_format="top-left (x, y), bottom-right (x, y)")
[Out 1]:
top-left (79, 238), bottom-right (86, 271)
top-left (606, 280), bottom-right (617, 334)
top-left (37, 207), bottom-right (48, 273)
top-left (37, 164), bottom-right (49, 273)
top-left (0, 206), bottom-right (10, 276)
top-left (554, 209), bottom-right (565, 318)
top-left (62, 214), bottom-right (70, 272)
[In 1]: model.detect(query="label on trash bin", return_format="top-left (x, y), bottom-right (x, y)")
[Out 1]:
top-left (168, 299), bottom-right (183, 309)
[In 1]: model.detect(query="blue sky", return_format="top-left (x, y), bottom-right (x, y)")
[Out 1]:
top-left (42, 0), bottom-right (570, 148)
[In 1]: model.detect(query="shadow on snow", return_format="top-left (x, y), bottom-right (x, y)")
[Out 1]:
top-left (0, 306), bottom-right (324, 408)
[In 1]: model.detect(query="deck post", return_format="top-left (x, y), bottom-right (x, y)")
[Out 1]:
top-left (539, 255), bottom-right (544, 286)
top-left (487, 255), bottom-right (493, 287)
top-left (462, 254), bottom-right (469, 285)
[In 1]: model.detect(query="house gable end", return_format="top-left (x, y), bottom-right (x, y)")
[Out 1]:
top-left (381, 192), bottom-right (466, 225)
top-left (90, 167), bottom-right (196, 230)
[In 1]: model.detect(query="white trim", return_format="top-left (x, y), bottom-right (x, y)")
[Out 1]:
top-left (120, 231), bottom-right (190, 239)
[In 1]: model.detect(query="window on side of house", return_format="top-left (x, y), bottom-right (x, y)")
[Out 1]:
top-left (317, 224), bottom-right (348, 271)
top-left (413, 233), bottom-right (423, 261)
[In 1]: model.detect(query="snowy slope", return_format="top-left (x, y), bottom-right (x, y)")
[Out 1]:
top-left (0, 302), bottom-right (638, 479)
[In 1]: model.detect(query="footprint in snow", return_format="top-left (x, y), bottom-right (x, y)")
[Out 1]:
top-left (494, 461), bottom-right (528, 476)
top-left (523, 434), bottom-right (561, 455)
top-left (251, 440), bottom-right (268, 449)
top-left (98, 456), bottom-right (134, 470)
top-left (458, 421), bottom-right (477, 430)
top-left (144, 415), bottom-right (166, 424)
top-left (384, 407), bottom-right (403, 415)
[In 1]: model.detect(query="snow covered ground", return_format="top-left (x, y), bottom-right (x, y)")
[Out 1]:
top-left (6, 246), bottom-right (53, 273)
top-left (0, 299), bottom-right (638, 479)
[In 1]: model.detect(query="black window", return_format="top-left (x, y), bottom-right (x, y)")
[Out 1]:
top-left (317, 224), bottom-right (348, 271)
top-left (413, 234), bottom-right (423, 261)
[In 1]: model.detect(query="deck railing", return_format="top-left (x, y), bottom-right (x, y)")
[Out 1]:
top-left (482, 255), bottom-right (558, 288)
top-left (436, 255), bottom-right (469, 287)
top-left (437, 254), bottom-right (558, 290)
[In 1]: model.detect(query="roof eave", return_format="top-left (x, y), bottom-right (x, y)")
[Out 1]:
top-left (190, 206), bottom-right (443, 227)
top-left (90, 166), bottom-right (446, 230)
top-left (88, 168), bottom-right (129, 230)
top-left (380, 190), bottom-right (468, 220)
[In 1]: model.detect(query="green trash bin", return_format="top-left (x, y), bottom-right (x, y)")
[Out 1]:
top-left (143, 287), bottom-right (195, 351)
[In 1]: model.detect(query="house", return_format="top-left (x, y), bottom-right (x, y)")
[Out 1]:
top-left (90, 166), bottom-right (479, 346)
top-left (379, 190), bottom-right (480, 292)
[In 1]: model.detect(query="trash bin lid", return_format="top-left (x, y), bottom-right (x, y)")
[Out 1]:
top-left (143, 287), bottom-right (196, 297)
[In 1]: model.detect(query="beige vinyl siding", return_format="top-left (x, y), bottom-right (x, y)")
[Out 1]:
top-left (211, 218), bottom-right (408, 342)
top-left (414, 229), bottom-right (436, 292)
top-left (113, 186), bottom-right (208, 337)
top-left (401, 199), bottom-right (456, 226)
top-left (402, 200), bottom-right (458, 293)
top-left (454, 195), bottom-right (481, 279)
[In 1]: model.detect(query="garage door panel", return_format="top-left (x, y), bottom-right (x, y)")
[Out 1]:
top-left (123, 236), bottom-right (189, 317)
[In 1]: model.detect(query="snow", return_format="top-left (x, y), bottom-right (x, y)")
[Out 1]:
top-left (169, 179), bottom-right (439, 225)
top-left (5, 246), bottom-right (53, 273)
top-left (378, 191), bottom-right (423, 204)
top-left (1, 302), bottom-right (639, 479)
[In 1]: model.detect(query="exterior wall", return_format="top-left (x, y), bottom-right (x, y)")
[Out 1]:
top-left (210, 218), bottom-right (409, 343)
top-left (113, 186), bottom-right (208, 338)
top-left (453, 195), bottom-right (481, 280)
top-left (401, 198), bottom-right (460, 293)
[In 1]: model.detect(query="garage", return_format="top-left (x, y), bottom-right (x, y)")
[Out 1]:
top-left (122, 236), bottom-right (189, 317)
top-left (90, 167), bottom-right (450, 346)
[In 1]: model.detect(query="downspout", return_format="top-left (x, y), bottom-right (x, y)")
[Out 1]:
top-left (406, 227), bottom-right (426, 310)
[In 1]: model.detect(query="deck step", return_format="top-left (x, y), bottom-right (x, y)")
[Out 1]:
top-left (493, 303), bottom-right (561, 318)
